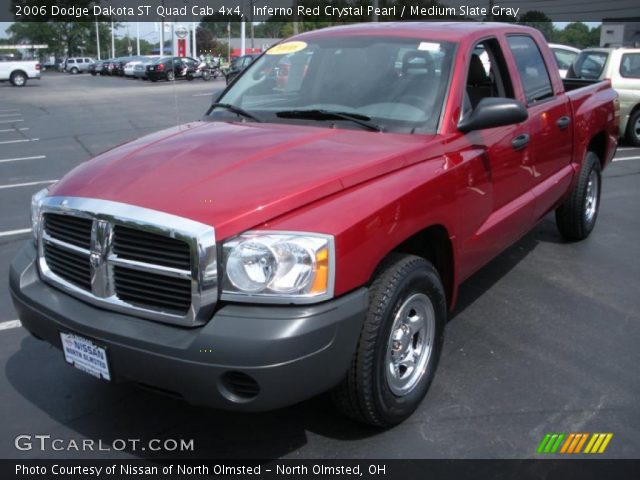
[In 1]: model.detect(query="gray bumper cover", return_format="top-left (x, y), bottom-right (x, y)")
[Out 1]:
top-left (9, 242), bottom-right (367, 411)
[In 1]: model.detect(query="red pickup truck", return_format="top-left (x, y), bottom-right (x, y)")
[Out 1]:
top-left (11, 23), bottom-right (618, 426)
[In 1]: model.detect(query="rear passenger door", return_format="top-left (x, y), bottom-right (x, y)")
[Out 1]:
top-left (506, 35), bottom-right (573, 220)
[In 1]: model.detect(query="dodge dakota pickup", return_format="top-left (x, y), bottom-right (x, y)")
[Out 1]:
top-left (10, 23), bottom-right (618, 426)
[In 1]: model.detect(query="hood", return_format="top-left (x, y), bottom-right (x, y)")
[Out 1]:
top-left (49, 121), bottom-right (441, 239)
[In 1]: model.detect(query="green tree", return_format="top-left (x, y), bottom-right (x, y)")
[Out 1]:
top-left (518, 11), bottom-right (555, 40)
top-left (554, 22), bottom-right (599, 49)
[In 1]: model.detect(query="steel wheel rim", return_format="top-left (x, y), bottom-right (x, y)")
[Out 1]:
top-left (14, 75), bottom-right (25, 86)
top-left (584, 170), bottom-right (599, 224)
top-left (634, 117), bottom-right (640, 139)
top-left (385, 293), bottom-right (435, 396)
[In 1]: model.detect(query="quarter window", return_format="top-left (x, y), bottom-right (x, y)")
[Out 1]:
top-left (507, 36), bottom-right (554, 104)
top-left (620, 53), bottom-right (640, 79)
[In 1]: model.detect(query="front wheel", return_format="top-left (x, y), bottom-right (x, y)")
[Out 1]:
top-left (626, 109), bottom-right (640, 147)
top-left (202, 70), bottom-right (211, 81)
top-left (332, 254), bottom-right (446, 427)
top-left (555, 151), bottom-right (602, 241)
top-left (166, 71), bottom-right (175, 82)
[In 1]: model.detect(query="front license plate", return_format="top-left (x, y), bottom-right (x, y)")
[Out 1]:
top-left (60, 332), bottom-right (111, 381)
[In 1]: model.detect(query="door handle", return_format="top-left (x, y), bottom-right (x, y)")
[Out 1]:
top-left (511, 133), bottom-right (530, 151)
top-left (556, 116), bottom-right (571, 129)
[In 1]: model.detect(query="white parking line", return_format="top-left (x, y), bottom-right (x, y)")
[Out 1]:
top-left (0, 320), bottom-right (21, 331)
top-left (0, 113), bottom-right (22, 117)
top-left (613, 156), bottom-right (640, 162)
top-left (0, 179), bottom-right (57, 190)
top-left (0, 109), bottom-right (20, 113)
top-left (0, 155), bottom-right (46, 164)
top-left (0, 138), bottom-right (39, 145)
top-left (192, 93), bottom-right (213, 97)
top-left (0, 228), bottom-right (31, 238)
top-left (0, 119), bottom-right (24, 124)
top-left (0, 128), bottom-right (29, 133)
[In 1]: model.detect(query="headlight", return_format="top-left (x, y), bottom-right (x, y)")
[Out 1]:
top-left (30, 188), bottom-right (48, 243)
top-left (222, 231), bottom-right (334, 303)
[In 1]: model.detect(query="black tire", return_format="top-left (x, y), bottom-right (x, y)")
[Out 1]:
top-left (202, 71), bottom-right (211, 81)
top-left (555, 151), bottom-right (602, 241)
top-left (150, 77), bottom-right (157, 83)
top-left (10, 71), bottom-right (27, 87)
top-left (166, 71), bottom-right (175, 82)
top-left (70, 67), bottom-right (79, 74)
top-left (332, 254), bottom-right (446, 427)
top-left (626, 109), bottom-right (640, 147)
top-left (90, 72), bottom-right (97, 76)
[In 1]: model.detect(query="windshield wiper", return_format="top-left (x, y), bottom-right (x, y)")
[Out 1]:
top-left (276, 109), bottom-right (383, 132)
top-left (211, 103), bottom-right (262, 123)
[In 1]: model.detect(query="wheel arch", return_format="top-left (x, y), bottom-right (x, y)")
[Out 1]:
top-left (379, 224), bottom-right (456, 312)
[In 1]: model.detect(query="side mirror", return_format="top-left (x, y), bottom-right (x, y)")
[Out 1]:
top-left (458, 97), bottom-right (528, 133)
top-left (211, 88), bottom-right (224, 105)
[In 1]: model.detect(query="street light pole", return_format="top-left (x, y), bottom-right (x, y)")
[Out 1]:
top-left (95, 20), bottom-right (101, 60)
top-left (136, 22), bottom-right (140, 55)
top-left (111, 21), bottom-right (115, 57)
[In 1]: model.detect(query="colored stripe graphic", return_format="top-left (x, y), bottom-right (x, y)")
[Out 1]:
top-left (539, 433), bottom-right (613, 454)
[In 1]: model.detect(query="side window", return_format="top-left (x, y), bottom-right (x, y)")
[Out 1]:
top-left (463, 39), bottom-right (515, 116)
top-left (552, 49), bottom-right (578, 71)
top-left (507, 35), bottom-right (554, 104)
top-left (620, 53), bottom-right (640, 79)
top-left (68, 59), bottom-right (75, 64)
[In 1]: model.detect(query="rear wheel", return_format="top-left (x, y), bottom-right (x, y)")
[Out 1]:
top-left (10, 71), bottom-right (27, 87)
top-left (626, 109), bottom-right (640, 147)
top-left (70, 67), bottom-right (79, 74)
top-left (555, 151), bottom-right (602, 241)
top-left (332, 254), bottom-right (446, 427)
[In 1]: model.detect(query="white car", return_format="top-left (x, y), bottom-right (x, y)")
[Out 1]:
top-left (0, 59), bottom-right (41, 87)
top-left (549, 44), bottom-right (581, 79)
top-left (124, 56), bottom-right (157, 77)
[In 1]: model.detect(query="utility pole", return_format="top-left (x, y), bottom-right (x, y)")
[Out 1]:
top-left (250, 0), bottom-right (255, 50)
top-left (372, 0), bottom-right (379, 21)
top-left (136, 22), bottom-right (140, 55)
top-left (488, 0), bottom-right (494, 21)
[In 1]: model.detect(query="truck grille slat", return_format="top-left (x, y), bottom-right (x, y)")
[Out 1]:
top-left (113, 269), bottom-right (191, 294)
top-left (113, 226), bottom-right (191, 270)
top-left (44, 213), bottom-right (92, 248)
top-left (44, 243), bottom-right (91, 290)
top-left (114, 266), bottom-right (191, 314)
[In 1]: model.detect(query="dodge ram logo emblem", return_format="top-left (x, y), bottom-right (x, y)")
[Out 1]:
top-left (89, 252), bottom-right (104, 268)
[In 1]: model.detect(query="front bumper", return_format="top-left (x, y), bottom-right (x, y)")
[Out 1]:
top-left (10, 242), bottom-right (367, 411)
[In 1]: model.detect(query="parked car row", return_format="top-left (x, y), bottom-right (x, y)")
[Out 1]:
top-left (87, 55), bottom-right (220, 82)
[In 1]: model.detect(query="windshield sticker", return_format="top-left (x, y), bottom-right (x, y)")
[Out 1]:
top-left (266, 41), bottom-right (308, 55)
top-left (418, 42), bottom-right (441, 52)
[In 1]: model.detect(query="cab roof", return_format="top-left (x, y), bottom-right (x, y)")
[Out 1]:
top-left (297, 22), bottom-right (539, 43)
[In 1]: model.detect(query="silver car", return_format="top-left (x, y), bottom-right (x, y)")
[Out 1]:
top-left (65, 57), bottom-right (95, 74)
top-left (570, 47), bottom-right (640, 145)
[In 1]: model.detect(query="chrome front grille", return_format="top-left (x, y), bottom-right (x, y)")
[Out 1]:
top-left (37, 197), bottom-right (217, 326)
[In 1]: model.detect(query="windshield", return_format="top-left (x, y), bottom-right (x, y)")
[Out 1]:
top-left (210, 36), bottom-right (456, 134)
top-left (570, 51), bottom-right (609, 80)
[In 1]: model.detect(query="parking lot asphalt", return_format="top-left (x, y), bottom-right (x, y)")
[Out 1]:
top-left (0, 72), bottom-right (639, 460)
